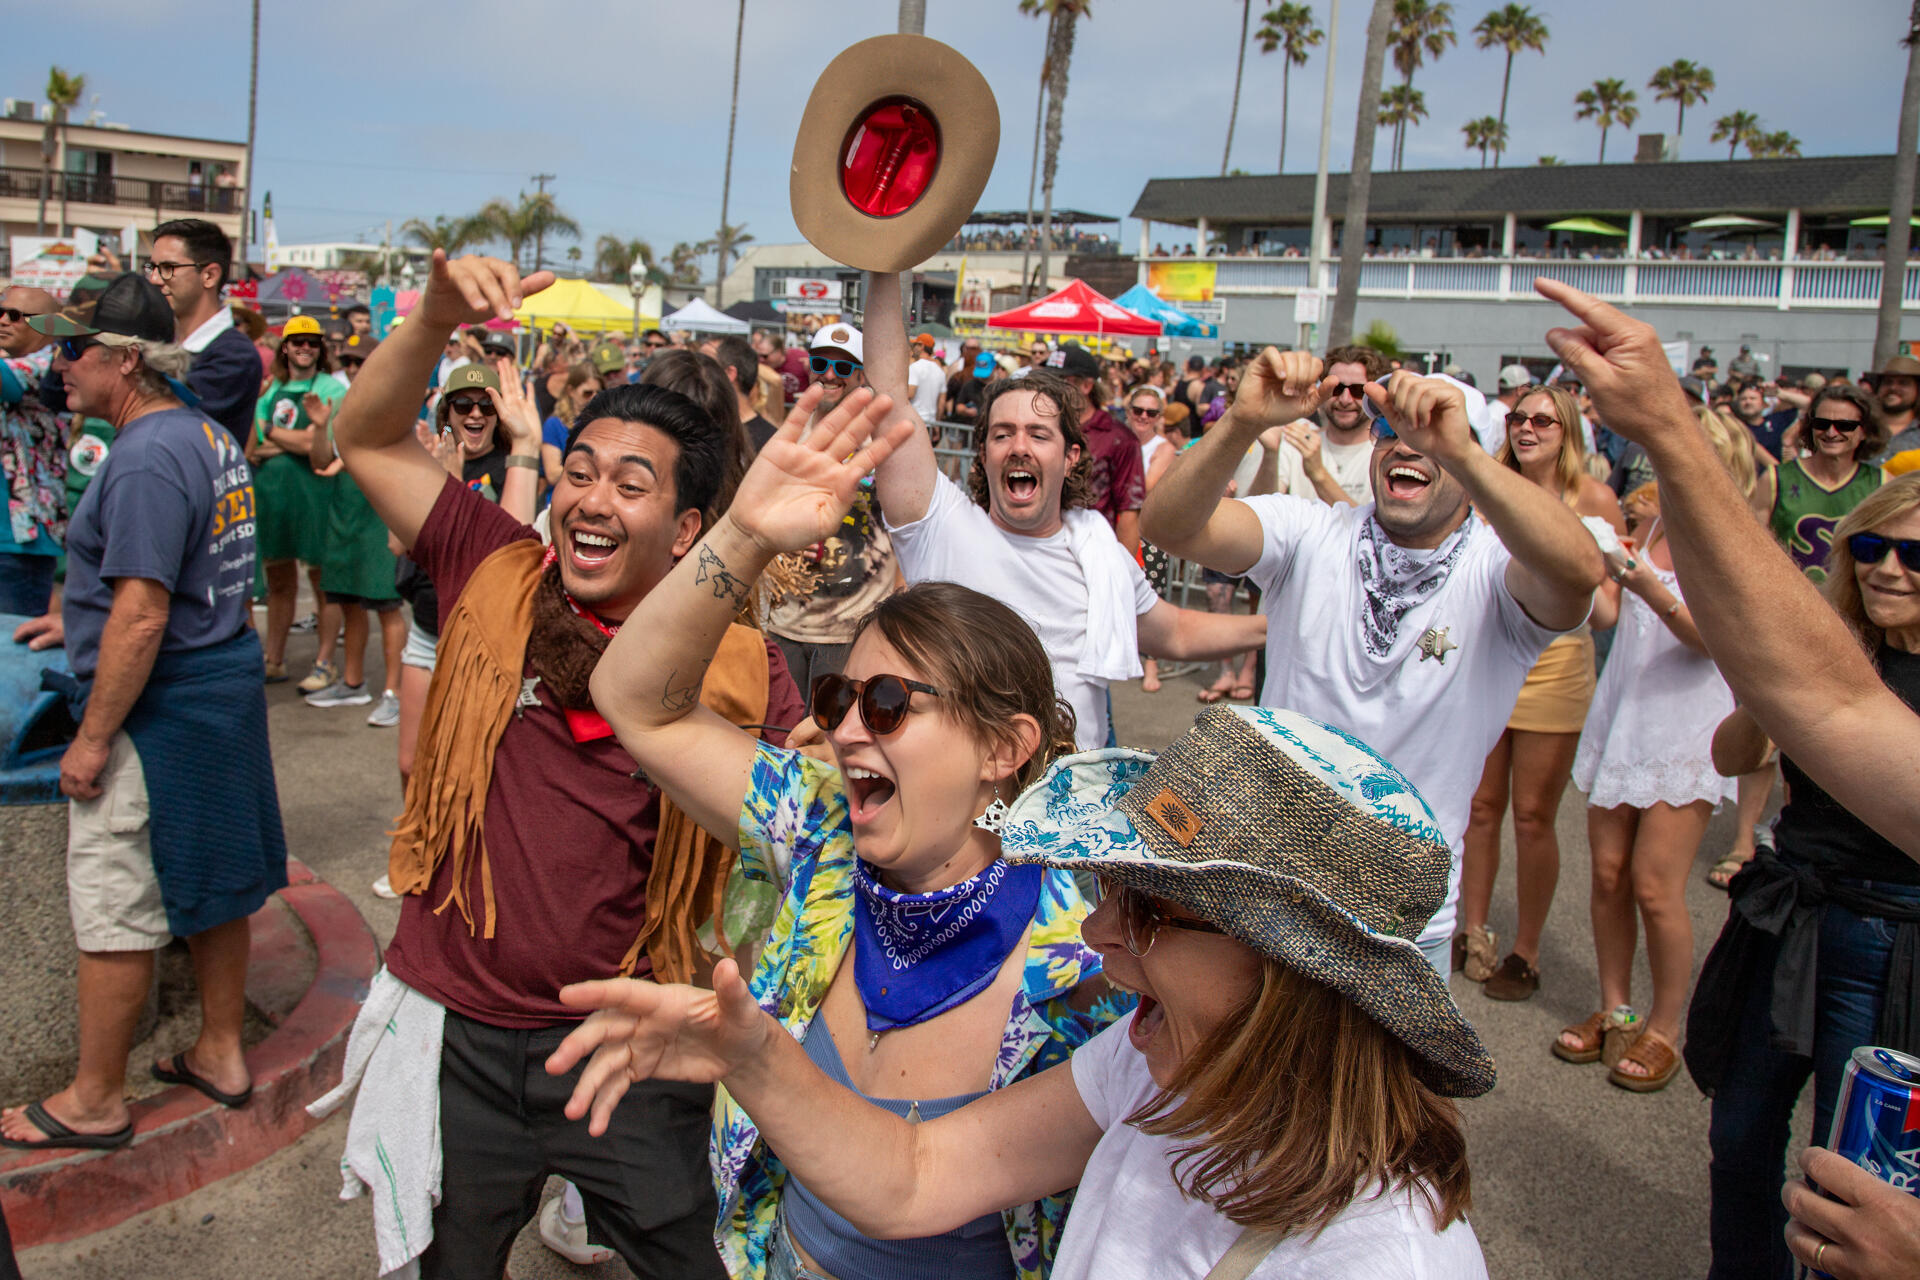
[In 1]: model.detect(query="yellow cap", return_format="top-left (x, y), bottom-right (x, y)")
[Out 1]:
top-left (282, 315), bottom-right (324, 338)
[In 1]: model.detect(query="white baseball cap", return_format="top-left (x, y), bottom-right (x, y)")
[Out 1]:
top-left (809, 324), bottom-right (864, 364)
top-left (1497, 363), bottom-right (1532, 391)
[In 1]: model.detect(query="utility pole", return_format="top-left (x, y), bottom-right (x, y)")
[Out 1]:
top-left (716, 0), bottom-right (746, 307)
top-left (531, 172), bottom-right (555, 194)
top-left (1873, 0), bottom-right (1920, 370)
top-left (238, 0), bottom-right (260, 269)
top-left (1301, 0), bottom-right (1340, 354)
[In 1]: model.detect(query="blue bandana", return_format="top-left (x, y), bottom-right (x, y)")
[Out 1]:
top-left (852, 857), bottom-right (1044, 1033)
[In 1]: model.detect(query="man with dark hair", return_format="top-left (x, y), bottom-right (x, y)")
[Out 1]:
top-left (146, 218), bottom-right (260, 446)
top-left (1871, 354), bottom-right (1920, 460)
top-left (1267, 342), bottom-right (1387, 507)
top-left (714, 335), bottom-right (776, 454)
top-left (863, 276), bottom-right (1266, 750)
top-left (311, 252), bottom-right (801, 1279)
top-left (1047, 343), bottom-right (1144, 554)
top-left (343, 304), bottom-right (372, 339)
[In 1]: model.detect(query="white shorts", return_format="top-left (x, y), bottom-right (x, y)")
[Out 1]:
top-left (401, 619), bottom-right (438, 672)
top-left (67, 732), bottom-right (172, 952)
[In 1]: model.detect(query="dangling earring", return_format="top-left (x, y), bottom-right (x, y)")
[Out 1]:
top-left (973, 795), bottom-right (1010, 833)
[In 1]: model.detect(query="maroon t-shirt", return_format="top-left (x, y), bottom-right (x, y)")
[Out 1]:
top-left (383, 477), bottom-right (806, 1027)
top-left (778, 348), bottom-right (811, 402)
top-left (1082, 408), bottom-right (1146, 530)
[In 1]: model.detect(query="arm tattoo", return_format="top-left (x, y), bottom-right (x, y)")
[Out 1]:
top-left (694, 545), bottom-right (749, 605)
top-left (661, 661), bottom-right (709, 714)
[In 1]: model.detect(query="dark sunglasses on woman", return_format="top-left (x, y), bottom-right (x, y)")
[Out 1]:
top-left (1848, 533), bottom-right (1920, 572)
top-left (809, 672), bottom-right (942, 736)
top-left (444, 394), bottom-right (496, 417)
top-left (1505, 411), bottom-right (1561, 431)
top-left (1094, 875), bottom-right (1230, 957)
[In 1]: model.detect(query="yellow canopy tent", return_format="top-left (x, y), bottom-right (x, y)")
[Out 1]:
top-left (513, 277), bottom-right (653, 334)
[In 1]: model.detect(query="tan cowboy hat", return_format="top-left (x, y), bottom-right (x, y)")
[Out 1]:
top-left (790, 34), bottom-right (999, 274)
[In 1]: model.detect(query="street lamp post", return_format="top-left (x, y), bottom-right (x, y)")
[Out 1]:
top-left (630, 262), bottom-right (645, 340)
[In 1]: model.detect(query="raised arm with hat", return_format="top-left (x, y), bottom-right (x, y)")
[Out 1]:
top-left (333, 251), bottom-right (553, 548)
top-left (1536, 277), bottom-right (1920, 859)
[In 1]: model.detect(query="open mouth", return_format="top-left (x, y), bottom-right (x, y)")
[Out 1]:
top-left (843, 764), bottom-right (897, 823)
top-left (566, 526), bottom-right (621, 572)
top-left (1127, 993), bottom-right (1165, 1052)
top-left (1384, 464), bottom-right (1433, 501)
top-left (1002, 468), bottom-right (1039, 502)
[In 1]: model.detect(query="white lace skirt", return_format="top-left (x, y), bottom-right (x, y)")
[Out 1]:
top-left (1573, 582), bottom-right (1737, 812)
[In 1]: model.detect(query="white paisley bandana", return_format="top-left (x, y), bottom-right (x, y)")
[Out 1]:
top-left (1355, 513), bottom-right (1473, 658)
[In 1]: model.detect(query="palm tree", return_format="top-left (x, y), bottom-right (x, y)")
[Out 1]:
top-left (1648, 59), bottom-right (1715, 153)
top-left (43, 66), bottom-right (86, 237)
top-left (1257, 4), bottom-right (1325, 173)
top-left (1472, 4), bottom-right (1548, 168)
top-left (715, 0), bottom-right (747, 305)
top-left (595, 235), bottom-right (662, 284)
top-left (1386, 0), bottom-right (1456, 170)
top-left (1330, 0), bottom-right (1396, 346)
top-left (402, 215), bottom-right (486, 255)
top-left (1711, 109), bottom-right (1762, 160)
top-left (701, 223), bottom-right (754, 296)
top-left (1223, 0), bottom-right (1254, 175)
top-left (1378, 85), bottom-right (1428, 170)
top-left (668, 242), bottom-right (704, 286)
top-left (1537, 155), bottom-right (1565, 166)
top-left (1019, 0), bottom-right (1091, 295)
top-left (1574, 78), bottom-right (1639, 163)
top-left (1462, 115), bottom-right (1507, 168)
top-left (1747, 129), bottom-right (1803, 160)
top-left (521, 191), bottom-right (579, 273)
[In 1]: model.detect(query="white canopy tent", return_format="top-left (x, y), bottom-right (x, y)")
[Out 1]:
top-left (661, 297), bottom-right (749, 334)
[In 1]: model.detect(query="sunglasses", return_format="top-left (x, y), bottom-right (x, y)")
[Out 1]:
top-left (1810, 416), bottom-right (1863, 435)
top-left (809, 672), bottom-right (942, 737)
top-left (1095, 876), bottom-right (1230, 957)
top-left (57, 336), bottom-right (101, 361)
top-left (809, 356), bottom-right (862, 378)
top-left (644, 340), bottom-right (667, 349)
top-left (340, 356), bottom-right (365, 368)
top-left (0, 307), bottom-right (46, 324)
top-left (1368, 417), bottom-right (1398, 444)
top-left (1847, 533), bottom-right (1920, 571)
top-left (445, 394), bottom-right (496, 417)
top-left (284, 336), bottom-right (323, 351)
top-left (1329, 382), bottom-right (1369, 401)
top-left (1129, 405), bottom-right (1163, 418)
top-left (1505, 411), bottom-right (1563, 431)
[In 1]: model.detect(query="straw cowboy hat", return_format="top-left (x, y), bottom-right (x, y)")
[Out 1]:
top-left (999, 704), bottom-right (1497, 1098)
top-left (790, 34), bottom-right (1000, 274)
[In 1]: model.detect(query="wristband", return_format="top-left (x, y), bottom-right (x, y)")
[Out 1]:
top-left (505, 454), bottom-right (541, 471)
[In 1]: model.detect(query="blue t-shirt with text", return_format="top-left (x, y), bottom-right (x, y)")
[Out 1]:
top-left (62, 407), bottom-right (257, 677)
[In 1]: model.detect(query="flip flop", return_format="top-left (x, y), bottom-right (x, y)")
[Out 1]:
top-left (151, 1054), bottom-right (252, 1109)
top-left (0, 1100), bottom-right (134, 1152)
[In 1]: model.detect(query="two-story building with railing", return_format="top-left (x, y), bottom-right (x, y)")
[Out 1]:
top-left (1130, 153), bottom-right (1912, 380)
top-left (0, 103), bottom-right (247, 274)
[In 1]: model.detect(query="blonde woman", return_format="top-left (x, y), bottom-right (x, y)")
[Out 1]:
top-left (538, 361), bottom-right (605, 486)
top-left (1459, 385), bottom-right (1625, 1000)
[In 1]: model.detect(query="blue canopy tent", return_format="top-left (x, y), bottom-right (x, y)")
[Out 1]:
top-left (1111, 285), bottom-right (1215, 338)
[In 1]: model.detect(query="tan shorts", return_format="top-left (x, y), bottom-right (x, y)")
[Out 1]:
top-left (68, 731), bottom-right (172, 952)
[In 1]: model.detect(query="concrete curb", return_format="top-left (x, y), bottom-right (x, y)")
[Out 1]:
top-left (0, 860), bottom-right (379, 1248)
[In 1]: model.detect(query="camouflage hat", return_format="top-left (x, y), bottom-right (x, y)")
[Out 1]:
top-left (442, 362), bottom-right (500, 395)
top-left (29, 272), bottom-right (174, 344)
top-left (589, 341), bottom-right (626, 375)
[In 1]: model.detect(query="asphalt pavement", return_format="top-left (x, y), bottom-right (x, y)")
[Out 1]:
top-left (17, 635), bottom-right (1793, 1280)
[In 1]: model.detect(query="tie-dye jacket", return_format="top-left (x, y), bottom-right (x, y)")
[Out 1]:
top-left (714, 741), bottom-right (1131, 1280)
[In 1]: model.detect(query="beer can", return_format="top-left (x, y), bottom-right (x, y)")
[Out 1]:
top-left (1826, 1046), bottom-right (1920, 1196)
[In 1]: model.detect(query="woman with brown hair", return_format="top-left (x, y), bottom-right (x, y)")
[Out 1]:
top-left (539, 361), bottom-right (604, 487)
top-left (551, 700), bottom-right (1494, 1278)
top-left (584, 385), bottom-right (1129, 1280)
top-left (1458, 384), bottom-right (1625, 1000)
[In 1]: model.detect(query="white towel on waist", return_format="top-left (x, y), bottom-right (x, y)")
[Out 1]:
top-left (1064, 508), bottom-right (1144, 682)
top-left (308, 967), bottom-right (446, 1278)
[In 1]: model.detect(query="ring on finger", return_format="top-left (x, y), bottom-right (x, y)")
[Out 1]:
top-left (1813, 1240), bottom-right (1827, 1269)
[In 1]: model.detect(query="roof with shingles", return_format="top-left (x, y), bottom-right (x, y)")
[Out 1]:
top-left (1130, 154), bottom-right (1898, 225)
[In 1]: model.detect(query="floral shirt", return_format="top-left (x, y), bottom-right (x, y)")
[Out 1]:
top-left (0, 346), bottom-right (66, 551)
top-left (715, 742), bottom-right (1131, 1280)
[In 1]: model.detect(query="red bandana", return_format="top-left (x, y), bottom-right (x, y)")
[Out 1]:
top-left (540, 543), bottom-right (621, 638)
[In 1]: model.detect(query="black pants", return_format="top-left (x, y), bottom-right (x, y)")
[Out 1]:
top-left (420, 1010), bottom-right (726, 1280)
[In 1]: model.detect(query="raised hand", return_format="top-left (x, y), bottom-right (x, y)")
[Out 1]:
top-left (1536, 278), bottom-right (1694, 449)
top-left (728, 385), bottom-right (918, 556)
top-left (301, 391), bottom-right (331, 430)
top-left (546, 959), bottom-right (773, 1136)
top-left (1230, 348), bottom-right (1335, 431)
top-left (487, 368), bottom-right (542, 452)
top-left (1278, 420), bottom-right (1322, 467)
top-left (416, 249), bottom-right (555, 329)
top-left (1368, 372), bottom-right (1473, 466)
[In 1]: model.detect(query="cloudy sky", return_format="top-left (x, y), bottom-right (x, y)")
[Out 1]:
top-left (5, 0), bottom-right (1909, 263)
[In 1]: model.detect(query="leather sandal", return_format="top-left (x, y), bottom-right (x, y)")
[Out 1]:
top-left (1608, 1028), bottom-right (1681, 1093)
top-left (1460, 925), bottom-right (1498, 983)
top-left (1553, 1010), bottom-right (1608, 1064)
top-left (1483, 953), bottom-right (1539, 1001)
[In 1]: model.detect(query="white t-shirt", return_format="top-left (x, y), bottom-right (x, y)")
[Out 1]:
top-left (1240, 497), bottom-right (1563, 946)
top-left (886, 473), bottom-right (1159, 749)
top-left (1054, 1018), bottom-right (1488, 1280)
top-left (907, 357), bottom-right (946, 421)
top-left (1272, 434), bottom-right (1373, 504)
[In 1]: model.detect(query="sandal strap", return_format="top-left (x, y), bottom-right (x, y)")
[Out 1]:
top-left (1619, 1029), bottom-right (1677, 1074)
top-left (1560, 1010), bottom-right (1608, 1050)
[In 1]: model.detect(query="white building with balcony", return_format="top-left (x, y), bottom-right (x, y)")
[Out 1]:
top-left (1131, 153), bottom-right (1913, 379)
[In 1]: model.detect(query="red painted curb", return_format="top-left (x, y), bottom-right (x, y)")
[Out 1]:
top-left (0, 860), bottom-right (379, 1248)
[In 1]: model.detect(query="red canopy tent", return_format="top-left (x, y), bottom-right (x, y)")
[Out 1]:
top-left (987, 279), bottom-right (1162, 336)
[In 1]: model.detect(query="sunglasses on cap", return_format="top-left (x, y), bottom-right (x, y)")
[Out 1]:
top-left (1810, 416), bottom-right (1863, 434)
top-left (810, 356), bottom-right (862, 378)
top-left (1094, 876), bottom-right (1230, 957)
top-left (809, 672), bottom-right (942, 737)
top-left (1505, 411), bottom-right (1563, 431)
top-left (57, 336), bottom-right (102, 361)
top-left (445, 393), bottom-right (496, 417)
top-left (1848, 533), bottom-right (1920, 571)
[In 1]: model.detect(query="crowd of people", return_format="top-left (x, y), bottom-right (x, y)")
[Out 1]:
top-left (3, 223), bottom-right (1920, 1280)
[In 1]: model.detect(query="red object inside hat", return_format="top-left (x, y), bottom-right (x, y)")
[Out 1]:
top-left (839, 97), bottom-right (940, 219)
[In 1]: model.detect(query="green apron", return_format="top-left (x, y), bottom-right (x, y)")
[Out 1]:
top-left (319, 471), bottom-right (399, 601)
top-left (253, 381), bottom-right (335, 564)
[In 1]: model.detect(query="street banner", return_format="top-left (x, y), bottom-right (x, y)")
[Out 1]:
top-left (7, 231), bottom-right (101, 299)
top-left (1147, 260), bottom-right (1217, 302)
